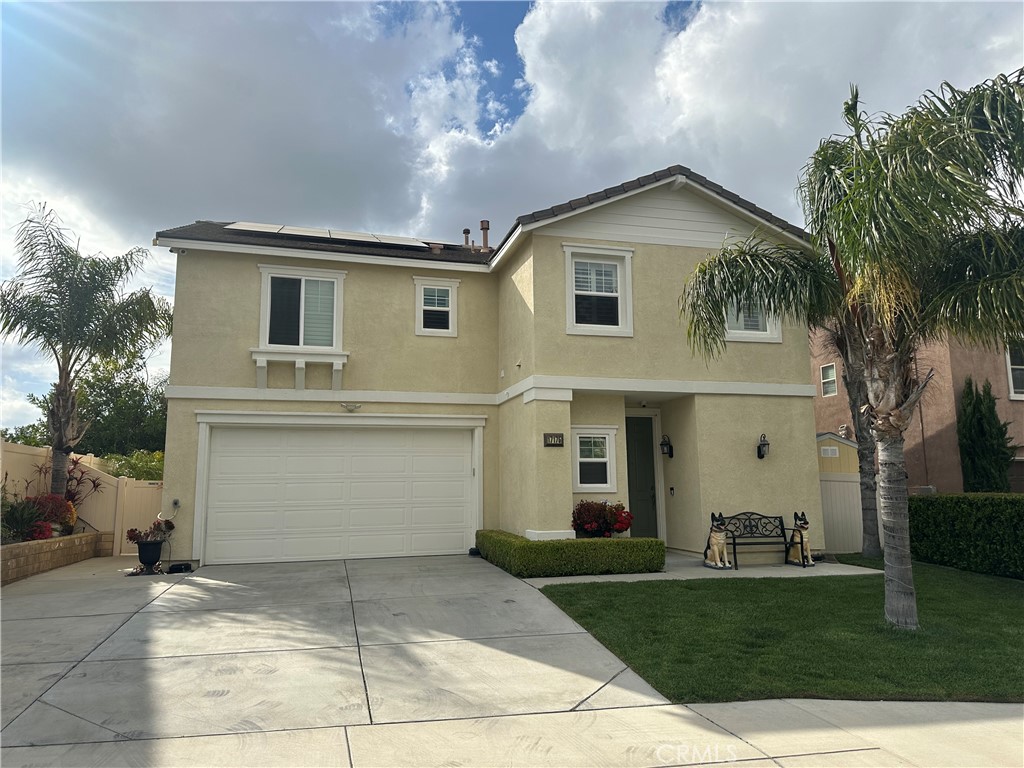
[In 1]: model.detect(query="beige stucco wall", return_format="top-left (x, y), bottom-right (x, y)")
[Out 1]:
top-left (163, 398), bottom-right (499, 560)
top-left (660, 396), bottom-right (702, 551)
top-left (170, 250), bottom-right (498, 394)
top-left (496, 241), bottom-right (537, 389)
top-left (497, 396), bottom-right (573, 535)
top-left (528, 234), bottom-right (812, 384)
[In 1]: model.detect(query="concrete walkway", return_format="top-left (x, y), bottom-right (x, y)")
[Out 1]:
top-left (1, 555), bottom-right (1020, 767)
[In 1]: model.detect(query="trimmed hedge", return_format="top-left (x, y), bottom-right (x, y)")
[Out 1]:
top-left (909, 494), bottom-right (1024, 579)
top-left (475, 529), bottom-right (665, 578)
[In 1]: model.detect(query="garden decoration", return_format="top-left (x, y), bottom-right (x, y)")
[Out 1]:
top-left (703, 512), bottom-right (732, 569)
top-left (126, 518), bottom-right (174, 575)
top-left (786, 511), bottom-right (814, 567)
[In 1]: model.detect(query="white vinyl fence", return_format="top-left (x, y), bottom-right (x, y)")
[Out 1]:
top-left (1, 441), bottom-right (164, 555)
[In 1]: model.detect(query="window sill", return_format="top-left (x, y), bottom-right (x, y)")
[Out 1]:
top-left (250, 348), bottom-right (350, 390)
top-left (567, 325), bottom-right (634, 338)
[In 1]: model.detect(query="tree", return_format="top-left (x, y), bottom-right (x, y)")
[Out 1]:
top-left (0, 205), bottom-right (172, 496)
top-left (680, 70), bottom-right (1024, 629)
top-left (958, 376), bottom-right (1016, 492)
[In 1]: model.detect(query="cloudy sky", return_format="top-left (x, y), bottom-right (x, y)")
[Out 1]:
top-left (2, 0), bottom-right (1021, 428)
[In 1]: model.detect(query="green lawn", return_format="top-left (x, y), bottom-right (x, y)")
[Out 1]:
top-left (540, 557), bottom-right (1024, 703)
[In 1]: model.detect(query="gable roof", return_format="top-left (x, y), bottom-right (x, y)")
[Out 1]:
top-left (492, 164), bottom-right (810, 260)
top-left (154, 164), bottom-right (809, 270)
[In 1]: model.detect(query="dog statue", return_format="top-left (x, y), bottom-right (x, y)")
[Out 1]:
top-left (787, 511), bottom-right (814, 566)
top-left (703, 512), bottom-right (732, 569)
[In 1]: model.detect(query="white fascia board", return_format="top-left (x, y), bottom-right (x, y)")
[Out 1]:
top-left (488, 224), bottom-right (524, 272)
top-left (194, 411), bottom-right (487, 428)
top-left (529, 375), bottom-right (816, 398)
top-left (155, 238), bottom-right (490, 273)
top-left (167, 385), bottom-right (496, 405)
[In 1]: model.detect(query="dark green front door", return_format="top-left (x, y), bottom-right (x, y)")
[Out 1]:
top-left (626, 416), bottom-right (658, 538)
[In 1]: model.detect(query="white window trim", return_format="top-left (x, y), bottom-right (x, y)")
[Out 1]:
top-left (564, 244), bottom-right (634, 337)
top-left (820, 363), bottom-right (838, 398)
top-left (413, 276), bottom-right (460, 337)
top-left (1008, 345), bottom-right (1024, 401)
top-left (723, 301), bottom-right (782, 343)
top-left (571, 425), bottom-right (618, 492)
top-left (257, 264), bottom-right (347, 353)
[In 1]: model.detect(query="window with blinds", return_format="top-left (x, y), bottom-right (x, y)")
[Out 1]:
top-left (268, 276), bottom-right (334, 347)
top-left (573, 260), bottom-right (620, 327)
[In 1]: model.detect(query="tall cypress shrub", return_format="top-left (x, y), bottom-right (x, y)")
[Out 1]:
top-left (957, 376), bottom-right (1016, 492)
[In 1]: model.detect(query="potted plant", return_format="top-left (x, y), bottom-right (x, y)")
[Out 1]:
top-left (126, 519), bottom-right (175, 574)
top-left (571, 499), bottom-right (633, 538)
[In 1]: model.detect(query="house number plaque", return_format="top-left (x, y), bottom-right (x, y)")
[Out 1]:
top-left (543, 433), bottom-right (565, 447)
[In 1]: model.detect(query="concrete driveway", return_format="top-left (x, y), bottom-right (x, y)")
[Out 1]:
top-left (2, 556), bottom-right (1021, 768)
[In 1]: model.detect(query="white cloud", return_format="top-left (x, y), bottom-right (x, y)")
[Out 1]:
top-left (3, 0), bottom-right (1021, 422)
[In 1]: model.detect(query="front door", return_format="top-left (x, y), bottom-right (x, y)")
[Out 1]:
top-left (626, 416), bottom-right (658, 538)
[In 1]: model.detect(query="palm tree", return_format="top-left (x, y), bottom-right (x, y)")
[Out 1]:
top-left (0, 205), bottom-right (172, 496)
top-left (681, 70), bottom-right (1024, 629)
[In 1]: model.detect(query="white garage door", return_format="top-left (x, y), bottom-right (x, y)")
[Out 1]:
top-left (204, 426), bottom-right (475, 564)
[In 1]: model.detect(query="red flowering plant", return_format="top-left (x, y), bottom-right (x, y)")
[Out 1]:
top-left (25, 494), bottom-right (75, 535)
top-left (571, 499), bottom-right (633, 538)
top-left (126, 518), bottom-right (175, 544)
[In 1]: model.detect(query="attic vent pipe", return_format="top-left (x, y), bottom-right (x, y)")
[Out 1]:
top-left (480, 220), bottom-right (490, 251)
top-left (463, 228), bottom-right (471, 247)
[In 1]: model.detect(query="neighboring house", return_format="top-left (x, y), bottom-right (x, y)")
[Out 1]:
top-left (811, 335), bottom-right (1024, 493)
top-left (155, 165), bottom-right (824, 565)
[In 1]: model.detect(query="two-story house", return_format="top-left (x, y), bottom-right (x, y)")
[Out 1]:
top-left (155, 165), bottom-right (824, 565)
top-left (812, 335), bottom-right (1024, 493)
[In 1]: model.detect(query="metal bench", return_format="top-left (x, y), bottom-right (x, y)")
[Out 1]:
top-left (720, 511), bottom-right (808, 570)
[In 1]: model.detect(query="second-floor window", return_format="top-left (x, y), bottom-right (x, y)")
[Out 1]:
top-left (414, 276), bottom-right (460, 337)
top-left (1009, 344), bottom-right (1024, 399)
top-left (259, 264), bottom-right (346, 351)
top-left (724, 300), bottom-right (782, 343)
top-left (564, 245), bottom-right (634, 337)
top-left (821, 363), bottom-right (838, 397)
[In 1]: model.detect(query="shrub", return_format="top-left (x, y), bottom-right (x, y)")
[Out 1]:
top-left (28, 520), bottom-right (53, 540)
top-left (909, 493), bottom-right (1024, 579)
top-left (957, 377), bottom-right (1016, 492)
top-left (25, 494), bottom-right (75, 529)
top-left (126, 518), bottom-right (174, 543)
top-left (476, 529), bottom-right (665, 578)
top-left (571, 499), bottom-right (634, 537)
top-left (2, 500), bottom-right (43, 542)
top-left (102, 450), bottom-right (164, 481)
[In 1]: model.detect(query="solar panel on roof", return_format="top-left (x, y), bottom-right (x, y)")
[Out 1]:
top-left (328, 230), bottom-right (380, 244)
top-left (225, 222), bottom-right (284, 233)
top-left (278, 226), bottom-right (331, 238)
top-left (372, 234), bottom-right (429, 248)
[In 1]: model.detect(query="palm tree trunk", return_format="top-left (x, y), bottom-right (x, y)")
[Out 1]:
top-left (877, 433), bottom-right (919, 629)
top-left (844, 367), bottom-right (881, 558)
top-left (50, 446), bottom-right (70, 497)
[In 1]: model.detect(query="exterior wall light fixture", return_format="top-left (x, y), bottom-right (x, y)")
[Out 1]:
top-left (660, 435), bottom-right (674, 458)
top-left (757, 433), bottom-right (770, 460)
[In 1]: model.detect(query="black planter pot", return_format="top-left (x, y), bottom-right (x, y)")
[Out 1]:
top-left (136, 540), bottom-right (164, 574)
top-left (575, 530), bottom-right (605, 539)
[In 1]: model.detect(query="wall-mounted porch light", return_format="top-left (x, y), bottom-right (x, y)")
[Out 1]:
top-left (757, 433), bottom-right (770, 460)
top-left (660, 435), bottom-right (674, 459)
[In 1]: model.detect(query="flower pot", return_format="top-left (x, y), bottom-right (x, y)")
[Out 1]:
top-left (136, 540), bottom-right (164, 574)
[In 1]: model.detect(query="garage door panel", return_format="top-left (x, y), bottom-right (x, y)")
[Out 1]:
top-left (411, 506), bottom-right (469, 526)
top-left (284, 456), bottom-right (347, 475)
top-left (282, 508), bottom-right (346, 530)
top-left (347, 533), bottom-right (408, 557)
top-left (205, 425), bottom-right (476, 564)
top-left (282, 536), bottom-right (344, 559)
top-left (349, 507), bottom-right (407, 528)
top-left (351, 456), bottom-right (408, 475)
top-left (283, 482), bottom-right (345, 503)
top-left (410, 531), bottom-right (469, 553)
top-left (207, 482), bottom-right (282, 505)
top-left (412, 455), bottom-right (469, 475)
top-left (349, 481), bottom-right (409, 501)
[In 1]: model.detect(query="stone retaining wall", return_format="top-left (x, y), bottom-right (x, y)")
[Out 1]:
top-left (1, 533), bottom-right (108, 585)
